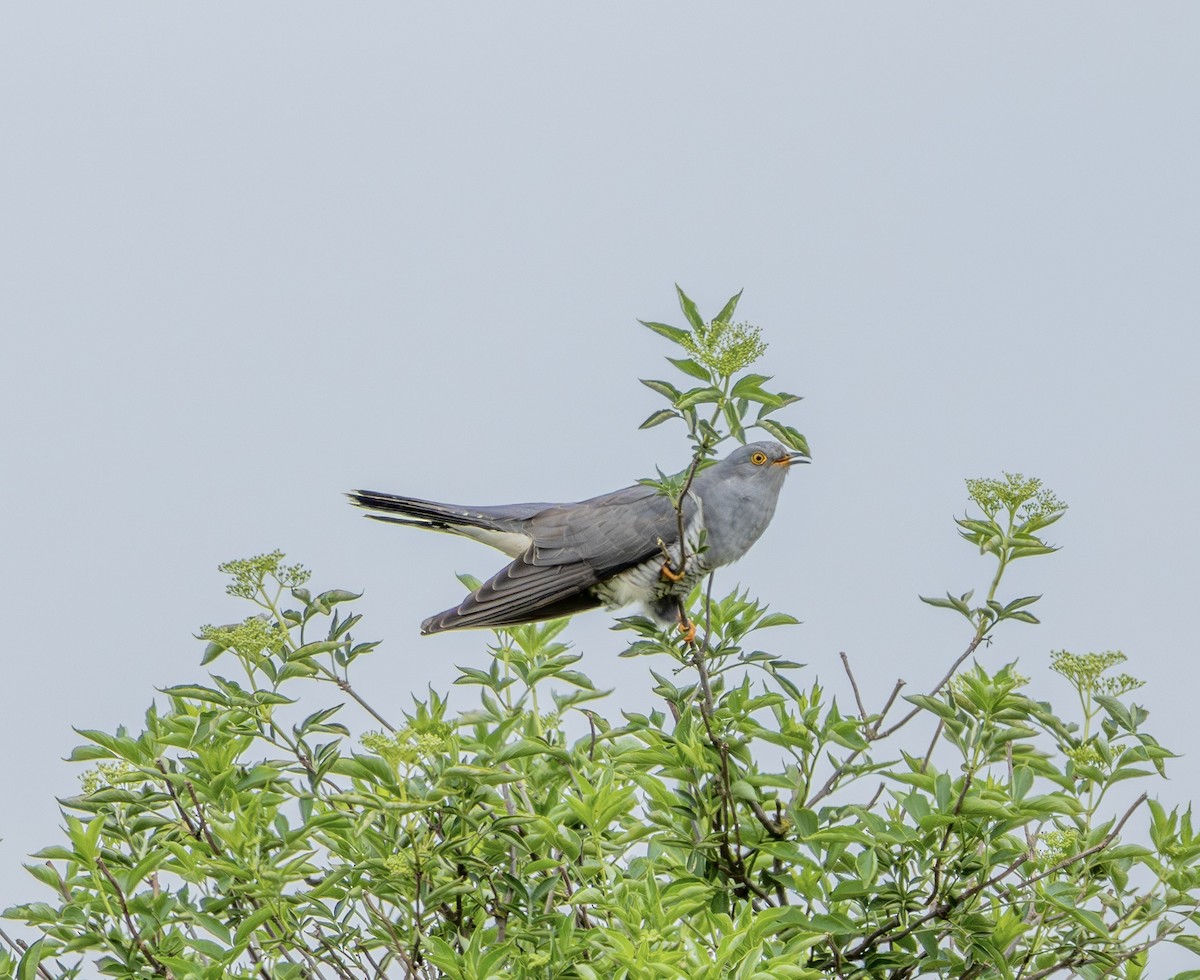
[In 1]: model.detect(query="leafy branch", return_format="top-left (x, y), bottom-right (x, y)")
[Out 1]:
top-left (4, 287), bottom-right (1197, 980)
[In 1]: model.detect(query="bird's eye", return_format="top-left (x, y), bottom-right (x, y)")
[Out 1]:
top-left (750, 451), bottom-right (768, 466)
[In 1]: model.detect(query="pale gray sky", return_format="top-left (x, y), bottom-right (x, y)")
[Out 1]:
top-left (2, 3), bottom-right (1198, 971)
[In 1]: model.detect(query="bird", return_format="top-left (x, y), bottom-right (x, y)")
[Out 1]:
top-left (348, 440), bottom-right (807, 637)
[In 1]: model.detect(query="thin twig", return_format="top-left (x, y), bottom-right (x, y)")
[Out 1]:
top-left (679, 568), bottom-right (775, 905)
top-left (585, 710), bottom-right (598, 761)
top-left (807, 677), bottom-right (906, 807)
top-left (156, 760), bottom-right (201, 839)
top-left (692, 636), bottom-right (771, 903)
top-left (557, 861), bottom-right (594, 929)
top-left (96, 857), bottom-right (173, 978)
top-left (1020, 955), bottom-right (1085, 980)
top-left (748, 799), bottom-right (787, 840)
top-left (843, 793), bottom-right (1150, 967)
top-left (807, 748), bottom-right (865, 807)
top-left (186, 781), bottom-right (222, 855)
top-left (335, 677), bottom-right (396, 732)
top-left (929, 773), bottom-right (973, 907)
top-left (852, 853), bottom-right (1030, 959)
top-left (872, 679), bottom-right (907, 735)
top-left (876, 634), bottom-right (985, 739)
top-left (1020, 930), bottom-right (1174, 980)
top-left (920, 719), bottom-right (945, 773)
top-left (668, 452), bottom-right (705, 578)
top-left (840, 652), bottom-right (868, 723)
top-left (360, 943), bottom-right (389, 980)
top-left (1021, 792), bottom-right (1147, 888)
top-left (0, 926), bottom-right (56, 980)
top-left (307, 928), bottom-right (355, 980)
top-left (361, 893), bottom-right (418, 977)
top-left (155, 761), bottom-right (271, 980)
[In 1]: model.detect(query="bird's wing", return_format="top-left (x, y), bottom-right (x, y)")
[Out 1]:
top-left (527, 485), bottom-right (691, 574)
top-left (421, 486), bottom-right (696, 634)
top-left (421, 552), bottom-right (603, 633)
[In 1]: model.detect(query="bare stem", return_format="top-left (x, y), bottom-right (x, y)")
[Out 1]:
top-left (840, 651), bottom-right (868, 722)
top-left (334, 676), bottom-right (396, 732)
top-left (96, 857), bottom-right (173, 978)
top-left (1021, 792), bottom-right (1147, 888)
top-left (0, 926), bottom-right (55, 980)
top-left (876, 633), bottom-right (985, 740)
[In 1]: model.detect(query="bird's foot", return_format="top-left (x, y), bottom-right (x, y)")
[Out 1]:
top-left (660, 562), bottom-right (686, 583)
top-left (677, 619), bottom-right (697, 644)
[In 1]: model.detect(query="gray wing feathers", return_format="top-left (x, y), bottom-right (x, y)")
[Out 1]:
top-left (421, 487), bottom-right (695, 634)
top-left (527, 486), bottom-right (687, 572)
top-left (421, 550), bottom-right (602, 633)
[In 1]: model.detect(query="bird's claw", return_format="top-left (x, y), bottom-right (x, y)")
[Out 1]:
top-left (660, 562), bottom-right (686, 583)
top-left (677, 619), bottom-right (697, 644)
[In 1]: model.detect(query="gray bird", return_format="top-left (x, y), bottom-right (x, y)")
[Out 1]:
top-left (348, 440), bottom-right (807, 636)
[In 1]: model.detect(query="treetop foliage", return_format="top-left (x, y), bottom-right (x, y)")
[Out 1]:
top-left (4, 288), bottom-right (1198, 980)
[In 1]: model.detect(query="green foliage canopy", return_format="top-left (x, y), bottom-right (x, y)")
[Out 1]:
top-left (4, 289), bottom-right (1198, 979)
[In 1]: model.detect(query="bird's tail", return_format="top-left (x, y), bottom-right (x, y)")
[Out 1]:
top-left (345, 490), bottom-right (503, 531)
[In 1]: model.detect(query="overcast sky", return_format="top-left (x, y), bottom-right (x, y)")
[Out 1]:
top-left (2, 3), bottom-right (1198, 971)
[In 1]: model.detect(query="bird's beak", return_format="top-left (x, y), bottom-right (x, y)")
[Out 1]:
top-left (774, 452), bottom-right (811, 467)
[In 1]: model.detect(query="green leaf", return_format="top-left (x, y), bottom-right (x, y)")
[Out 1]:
top-left (495, 738), bottom-right (568, 764)
top-left (739, 387), bottom-right (785, 409)
top-left (315, 589), bottom-right (361, 607)
top-left (639, 409), bottom-right (679, 429)
top-left (199, 641), bottom-right (227, 665)
top-left (67, 743), bottom-right (116, 762)
top-left (295, 705), bottom-right (346, 735)
top-left (674, 385), bottom-right (723, 410)
top-left (1008, 544), bottom-right (1059, 560)
top-left (1173, 935), bottom-right (1200, 957)
top-left (675, 284), bottom-right (705, 330)
top-left (905, 694), bottom-right (958, 722)
top-left (17, 938), bottom-right (45, 980)
top-left (1067, 906), bottom-right (1109, 936)
top-left (1015, 508), bottom-right (1066, 536)
top-left (810, 912), bottom-right (856, 934)
top-left (525, 858), bottom-right (563, 874)
top-left (756, 418), bottom-right (810, 456)
top-left (641, 378), bottom-right (682, 400)
top-left (731, 373), bottom-right (773, 397)
top-left (639, 319), bottom-right (689, 345)
top-left (234, 904), bottom-right (280, 947)
top-left (1005, 610), bottom-right (1040, 624)
top-left (289, 640), bottom-right (343, 661)
top-left (755, 613), bottom-right (801, 629)
top-left (714, 288), bottom-right (743, 324)
top-left (919, 592), bottom-right (973, 619)
top-left (723, 400), bottom-right (745, 443)
top-left (667, 357), bottom-right (712, 382)
top-left (856, 848), bottom-right (878, 885)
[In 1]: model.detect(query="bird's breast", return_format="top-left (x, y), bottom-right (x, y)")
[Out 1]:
top-left (590, 507), bottom-right (709, 611)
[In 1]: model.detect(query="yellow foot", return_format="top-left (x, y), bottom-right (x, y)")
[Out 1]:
top-left (677, 620), bottom-right (697, 644)
top-left (660, 562), bottom-right (686, 583)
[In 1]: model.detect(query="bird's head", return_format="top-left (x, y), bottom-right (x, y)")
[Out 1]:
top-left (724, 440), bottom-right (809, 473)
top-left (697, 440), bottom-right (809, 497)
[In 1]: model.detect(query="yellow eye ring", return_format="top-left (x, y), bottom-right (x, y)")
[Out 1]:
top-left (750, 451), bottom-right (768, 466)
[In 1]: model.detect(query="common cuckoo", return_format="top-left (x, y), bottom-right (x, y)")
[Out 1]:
top-left (348, 440), bottom-right (806, 636)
